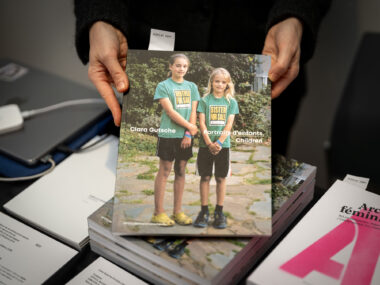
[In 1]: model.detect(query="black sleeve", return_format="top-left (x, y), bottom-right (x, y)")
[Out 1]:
top-left (267, 0), bottom-right (332, 63)
top-left (74, 0), bottom-right (130, 64)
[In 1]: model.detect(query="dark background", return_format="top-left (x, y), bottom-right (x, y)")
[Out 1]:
top-left (0, 0), bottom-right (376, 188)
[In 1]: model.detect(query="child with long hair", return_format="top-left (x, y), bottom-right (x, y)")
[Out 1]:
top-left (194, 68), bottom-right (239, 229)
top-left (152, 54), bottom-right (199, 226)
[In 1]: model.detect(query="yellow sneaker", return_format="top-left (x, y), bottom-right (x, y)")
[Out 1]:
top-left (151, 213), bottom-right (175, 227)
top-left (172, 212), bottom-right (193, 225)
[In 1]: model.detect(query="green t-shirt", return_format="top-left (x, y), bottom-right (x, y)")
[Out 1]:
top-left (197, 94), bottom-right (239, 148)
top-left (154, 78), bottom-right (200, 138)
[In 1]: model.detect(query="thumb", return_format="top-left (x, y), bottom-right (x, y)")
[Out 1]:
top-left (103, 56), bottom-right (129, 92)
top-left (268, 46), bottom-right (292, 83)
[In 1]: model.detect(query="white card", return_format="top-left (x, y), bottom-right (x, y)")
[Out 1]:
top-left (343, 174), bottom-right (369, 189)
top-left (0, 212), bottom-right (77, 285)
top-left (148, 29), bottom-right (175, 51)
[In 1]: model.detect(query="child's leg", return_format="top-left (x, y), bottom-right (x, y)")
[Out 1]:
top-left (215, 176), bottom-right (226, 206)
top-left (154, 159), bottom-right (173, 215)
top-left (173, 159), bottom-right (187, 214)
top-left (200, 175), bottom-right (211, 206)
top-left (214, 148), bottom-right (230, 207)
top-left (212, 148), bottom-right (229, 229)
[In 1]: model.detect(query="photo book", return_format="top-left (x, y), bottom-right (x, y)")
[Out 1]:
top-left (89, 156), bottom-right (317, 284)
top-left (111, 50), bottom-right (271, 236)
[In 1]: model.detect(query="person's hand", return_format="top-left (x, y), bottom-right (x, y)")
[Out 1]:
top-left (208, 143), bottom-right (221, 155)
top-left (187, 123), bottom-right (198, 136)
top-left (88, 21), bottom-right (129, 126)
top-left (181, 136), bottom-right (192, 149)
top-left (262, 17), bottom-right (303, 99)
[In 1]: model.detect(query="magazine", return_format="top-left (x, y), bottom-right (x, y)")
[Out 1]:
top-left (248, 180), bottom-right (380, 285)
top-left (112, 50), bottom-right (271, 236)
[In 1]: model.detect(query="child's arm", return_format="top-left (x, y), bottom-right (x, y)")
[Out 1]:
top-left (189, 101), bottom-right (198, 126)
top-left (217, 114), bottom-right (235, 144)
top-left (159, 98), bottom-right (197, 134)
top-left (199, 113), bottom-right (212, 145)
top-left (181, 101), bottom-right (199, 148)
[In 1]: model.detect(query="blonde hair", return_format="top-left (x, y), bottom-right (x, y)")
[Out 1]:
top-left (204, 68), bottom-right (235, 102)
top-left (167, 54), bottom-right (190, 77)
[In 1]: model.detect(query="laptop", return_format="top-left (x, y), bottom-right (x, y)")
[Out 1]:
top-left (0, 59), bottom-right (109, 165)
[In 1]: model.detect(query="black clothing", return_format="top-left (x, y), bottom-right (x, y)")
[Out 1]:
top-left (74, 0), bottom-right (331, 154)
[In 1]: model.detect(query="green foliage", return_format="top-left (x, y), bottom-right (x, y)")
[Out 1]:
top-left (119, 125), bottom-right (157, 161)
top-left (234, 91), bottom-right (271, 140)
top-left (122, 51), bottom-right (270, 142)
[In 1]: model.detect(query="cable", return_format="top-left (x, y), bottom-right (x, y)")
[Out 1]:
top-left (21, 98), bottom-right (105, 119)
top-left (57, 133), bottom-right (110, 154)
top-left (0, 134), bottom-right (111, 182)
top-left (0, 156), bottom-right (56, 182)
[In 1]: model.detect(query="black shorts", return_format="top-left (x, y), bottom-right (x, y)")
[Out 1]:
top-left (156, 137), bottom-right (193, 162)
top-left (197, 147), bottom-right (230, 178)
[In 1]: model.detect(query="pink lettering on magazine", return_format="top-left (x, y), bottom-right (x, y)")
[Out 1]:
top-left (280, 208), bottom-right (380, 285)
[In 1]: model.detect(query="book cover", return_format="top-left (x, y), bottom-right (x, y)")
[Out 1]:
top-left (112, 50), bottom-right (271, 236)
top-left (248, 180), bottom-right (380, 285)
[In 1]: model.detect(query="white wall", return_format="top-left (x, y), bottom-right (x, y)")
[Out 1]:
top-left (0, 0), bottom-right (93, 89)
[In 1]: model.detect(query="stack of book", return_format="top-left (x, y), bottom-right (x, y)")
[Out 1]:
top-left (87, 155), bottom-right (317, 285)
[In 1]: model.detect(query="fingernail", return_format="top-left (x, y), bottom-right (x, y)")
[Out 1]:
top-left (117, 82), bottom-right (125, 91)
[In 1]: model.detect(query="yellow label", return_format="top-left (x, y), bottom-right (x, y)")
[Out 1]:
top-left (174, 90), bottom-right (191, 108)
top-left (209, 105), bottom-right (227, 125)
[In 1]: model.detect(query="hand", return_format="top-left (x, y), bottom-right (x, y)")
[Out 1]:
top-left (208, 143), bottom-right (221, 155)
top-left (181, 136), bottom-right (192, 149)
top-left (262, 17), bottom-right (303, 99)
top-left (88, 21), bottom-right (129, 126)
top-left (187, 123), bottom-right (198, 136)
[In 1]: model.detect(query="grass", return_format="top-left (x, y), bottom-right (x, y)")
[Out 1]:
top-left (249, 211), bottom-right (257, 216)
top-left (256, 179), bottom-right (271, 184)
top-left (224, 211), bottom-right (233, 219)
top-left (189, 200), bottom-right (201, 206)
top-left (115, 189), bottom-right (131, 196)
top-left (245, 177), bottom-right (271, 185)
top-left (142, 189), bottom-right (154, 196)
top-left (247, 153), bottom-right (255, 164)
top-left (119, 125), bottom-right (157, 162)
top-left (137, 173), bottom-right (155, 180)
top-left (129, 199), bottom-right (144, 204)
top-left (137, 160), bottom-right (159, 181)
top-left (226, 239), bottom-right (246, 248)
